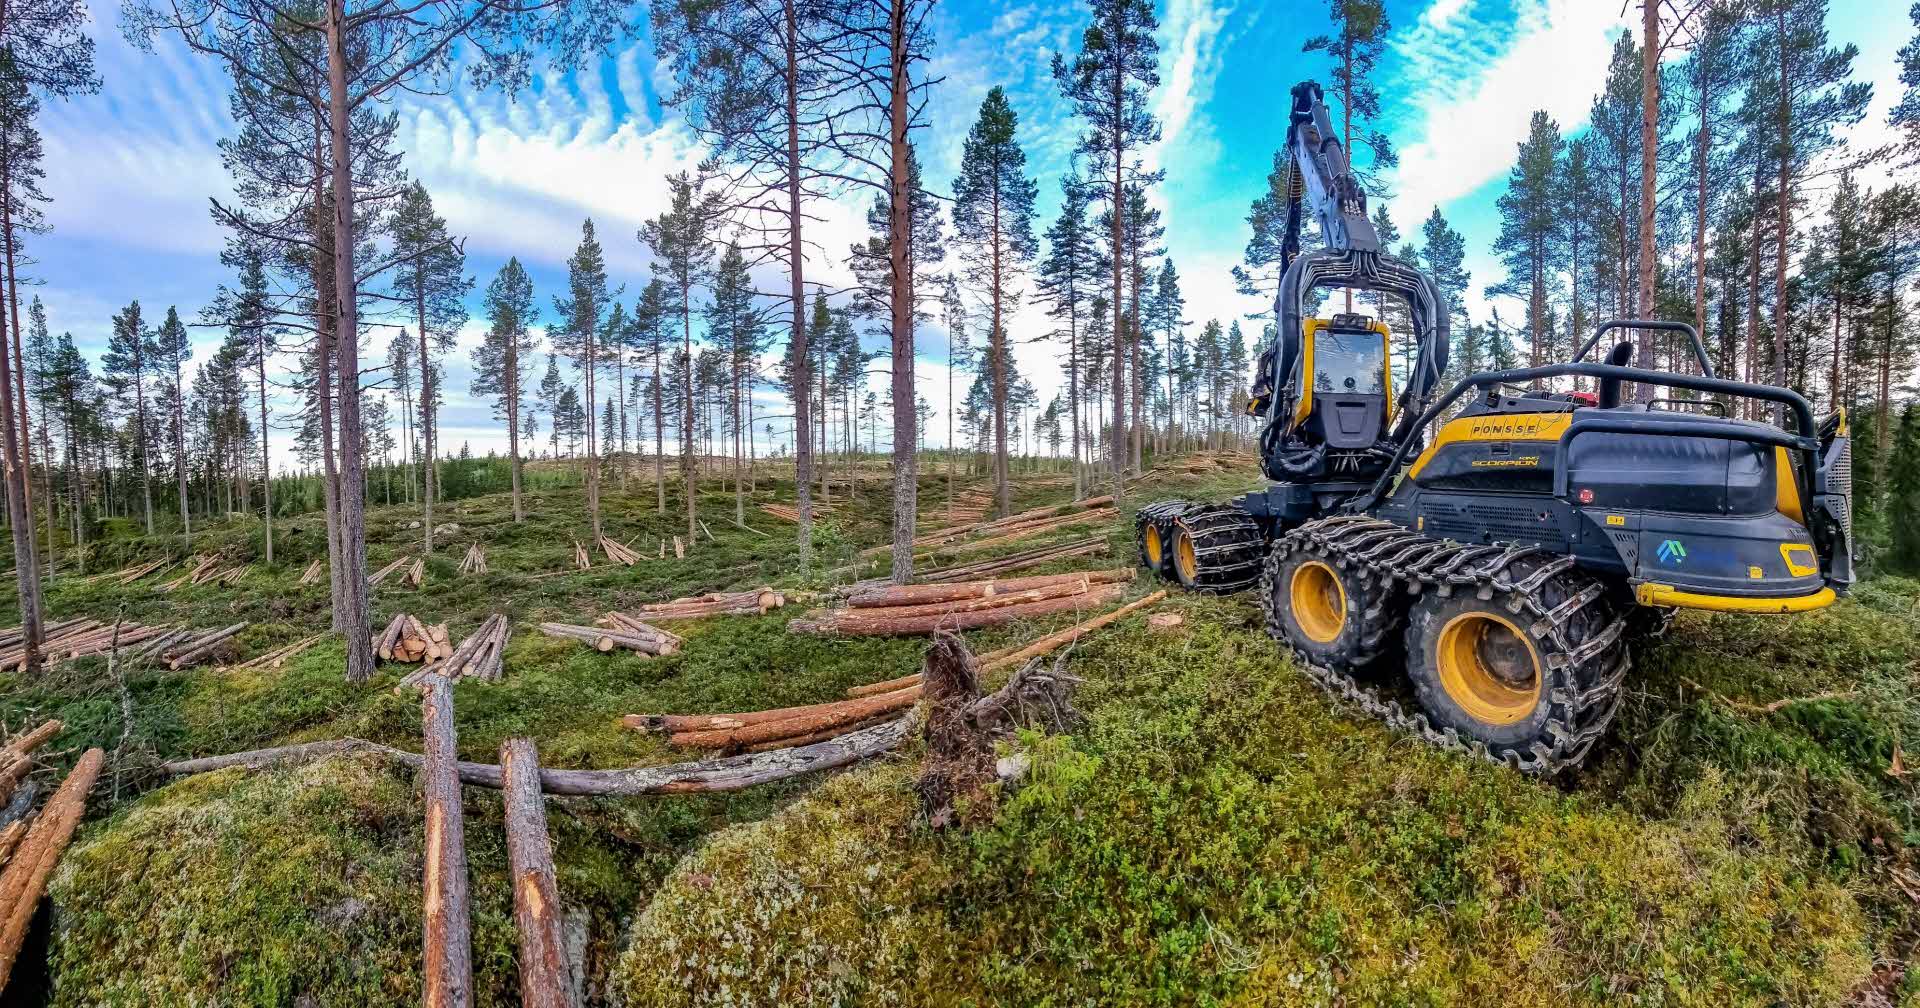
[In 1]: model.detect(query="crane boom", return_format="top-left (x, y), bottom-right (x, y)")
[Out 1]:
top-left (1279, 80), bottom-right (1380, 274)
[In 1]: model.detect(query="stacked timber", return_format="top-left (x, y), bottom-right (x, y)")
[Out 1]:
top-left (599, 537), bottom-right (642, 566)
top-left (841, 590), bottom-right (1168, 697)
top-left (369, 557), bottom-right (410, 586)
top-left (0, 619), bottom-right (187, 670)
top-left (297, 559), bottom-right (325, 586)
top-left (759, 500), bottom-right (837, 523)
top-left (0, 747), bottom-right (104, 990)
top-left (792, 575), bottom-right (1126, 637)
top-left (406, 558), bottom-right (426, 588)
top-left (573, 541), bottom-right (593, 570)
top-left (458, 544), bottom-right (487, 576)
top-left (396, 615), bottom-right (509, 691)
top-left (164, 623), bottom-right (250, 669)
top-left (226, 632), bottom-right (327, 672)
top-left (624, 682), bottom-right (922, 753)
top-left (537, 615), bottom-right (679, 656)
top-left (923, 503), bottom-right (1117, 558)
top-left (632, 587), bottom-right (784, 621)
top-left (78, 558), bottom-right (169, 587)
top-left (377, 614), bottom-right (452, 663)
top-left (161, 555), bottom-right (223, 592)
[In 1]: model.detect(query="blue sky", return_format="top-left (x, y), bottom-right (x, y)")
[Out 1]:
top-left (31, 0), bottom-right (1915, 465)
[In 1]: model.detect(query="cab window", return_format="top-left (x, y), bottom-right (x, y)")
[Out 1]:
top-left (1313, 329), bottom-right (1387, 395)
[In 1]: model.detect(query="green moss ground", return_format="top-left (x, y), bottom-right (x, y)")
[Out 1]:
top-left (1, 462), bottom-right (1913, 1006)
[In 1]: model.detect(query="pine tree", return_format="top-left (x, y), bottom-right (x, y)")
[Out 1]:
top-left (225, 243), bottom-right (277, 562)
top-left (632, 279), bottom-right (671, 514)
top-left (1035, 173), bottom-right (1101, 493)
top-left (388, 181), bottom-right (470, 553)
top-left (1302, 0), bottom-right (1396, 195)
top-left (1490, 111), bottom-right (1566, 375)
top-left (1418, 207), bottom-right (1471, 382)
top-left (950, 87), bottom-right (1038, 521)
top-left (537, 356), bottom-right (565, 457)
top-left (638, 172), bottom-right (724, 539)
top-left (385, 334), bottom-right (416, 501)
top-left (1147, 259), bottom-right (1185, 447)
top-left (553, 219), bottom-right (616, 541)
top-left (1054, 0), bottom-right (1161, 502)
top-left (475, 257), bottom-right (536, 522)
top-left (151, 306), bottom-right (192, 544)
top-left (102, 300), bottom-right (155, 534)
top-left (1887, 401), bottom-right (1920, 571)
top-left (706, 242), bottom-right (767, 523)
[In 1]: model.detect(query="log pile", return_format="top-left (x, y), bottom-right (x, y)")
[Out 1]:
top-left (759, 500), bottom-right (837, 523)
top-left (599, 537), bottom-right (642, 566)
top-left (297, 559), bottom-right (325, 586)
top-left (164, 623), bottom-right (250, 669)
top-left (792, 577), bottom-right (1125, 637)
top-left (161, 555), bottom-right (225, 591)
top-left (369, 556), bottom-right (411, 586)
top-left (406, 557), bottom-right (426, 588)
top-left (573, 540), bottom-right (593, 570)
top-left (839, 590), bottom-right (1166, 699)
top-left (537, 616), bottom-right (679, 656)
top-left (631, 587), bottom-right (784, 621)
top-left (0, 619), bottom-right (189, 670)
top-left (624, 680), bottom-right (922, 753)
top-left (78, 558), bottom-right (169, 587)
top-left (458, 544), bottom-right (487, 576)
top-left (915, 535), bottom-right (1111, 584)
top-left (443, 615), bottom-right (510, 682)
top-left (226, 632), bottom-right (327, 672)
top-left (921, 502), bottom-right (1117, 558)
top-left (0, 747), bottom-right (103, 991)
top-left (378, 613), bottom-right (452, 664)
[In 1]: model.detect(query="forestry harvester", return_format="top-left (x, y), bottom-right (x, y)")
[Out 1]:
top-left (1137, 81), bottom-right (1855, 773)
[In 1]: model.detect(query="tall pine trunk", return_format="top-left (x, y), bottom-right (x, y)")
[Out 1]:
top-left (256, 324), bottom-right (274, 562)
top-left (783, 0), bottom-right (814, 566)
top-left (0, 158), bottom-right (39, 670)
top-left (416, 283), bottom-right (436, 552)
top-left (1637, 0), bottom-right (1659, 388)
top-left (1107, 0), bottom-right (1127, 503)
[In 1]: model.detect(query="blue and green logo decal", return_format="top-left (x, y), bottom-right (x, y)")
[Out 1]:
top-left (1656, 539), bottom-right (1687, 565)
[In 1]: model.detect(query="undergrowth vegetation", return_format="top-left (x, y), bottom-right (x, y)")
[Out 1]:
top-left (0, 464), bottom-right (1911, 1006)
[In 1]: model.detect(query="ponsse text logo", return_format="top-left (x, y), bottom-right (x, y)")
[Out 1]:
top-left (1467, 415), bottom-right (1567, 439)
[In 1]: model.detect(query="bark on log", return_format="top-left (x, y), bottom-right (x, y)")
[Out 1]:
top-left (624, 683), bottom-right (924, 734)
top-left (499, 739), bottom-right (574, 1008)
top-left (841, 579), bottom-right (1100, 622)
top-left (916, 537), bottom-right (1110, 584)
top-left (420, 675), bottom-right (473, 1008)
top-left (167, 623), bottom-right (249, 670)
top-left (845, 671), bottom-right (923, 699)
top-left (160, 715), bottom-right (918, 795)
top-left (976, 591), bottom-right (1167, 672)
top-left (0, 747), bottom-right (102, 990)
top-left (791, 583), bottom-right (1124, 637)
top-left (659, 685), bottom-right (922, 750)
top-left (845, 568), bottom-right (1133, 608)
top-left (0, 821), bottom-right (22, 869)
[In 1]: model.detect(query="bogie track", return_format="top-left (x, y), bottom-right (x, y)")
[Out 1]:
top-left (1167, 504), bottom-right (1265, 593)
top-left (1264, 516), bottom-right (1631, 774)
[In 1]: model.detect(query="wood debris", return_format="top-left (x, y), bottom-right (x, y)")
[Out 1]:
top-left (0, 619), bottom-right (183, 671)
top-left (406, 557), bottom-right (426, 588)
top-left (166, 623), bottom-right (250, 670)
top-left (598, 536), bottom-right (643, 566)
top-left (161, 554), bottom-right (224, 591)
top-left (573, 540), bottom-right (592, 570)
top-left (78, 558), bottom-right (170, 587)
top-left (626, 683), bottom-right (921, 753)
top-left (597, 612), bottom-right (684, 651)
top-left (378, 613), bottom-right (452, 664)
top-left (457, 543), bottom-right (487, 576)
top-left (297, 558), bottom-right (325, 586)
top-left (630, 587), bottom-right (784, 621)
top-left (672, 535), bottom-right (685, 559)
top-left (862, 495), bottom-right (1117, 558)
top-left (758, 501), bottom-right (837, 523)
top-left (0, 721), bottom-right (60, 807)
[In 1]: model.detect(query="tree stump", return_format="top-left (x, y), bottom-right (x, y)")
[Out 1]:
top-left (916, 632), bottom-right (1085, 829)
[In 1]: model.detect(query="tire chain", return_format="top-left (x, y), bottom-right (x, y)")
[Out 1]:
top-left (1173, 504), bottom-right (1266, 592)
top-left (1261, 514), bottom-right (1632, 775)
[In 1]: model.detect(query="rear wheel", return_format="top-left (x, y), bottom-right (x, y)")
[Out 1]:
top-left (1404, 559), bottom-right (1628, 768)
top-left (1134, 501), bottom-right (1188, 579)
top-left (1168, 505), bottom-right (1265, 593)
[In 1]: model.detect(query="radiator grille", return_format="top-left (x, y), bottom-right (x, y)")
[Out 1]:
top-left (1832, 439), bottom-right (1853, 540)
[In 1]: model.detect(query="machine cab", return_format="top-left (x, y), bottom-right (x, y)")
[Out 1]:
top-left (1288, 312), bottom-right (1393, 450)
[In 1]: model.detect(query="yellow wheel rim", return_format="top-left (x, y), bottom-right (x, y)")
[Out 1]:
top-left (1435, 612), bottom-right (1542, 726)
top-left (1144, 525), bottom-right (1163, 567)
top-left (1289, 561), bottom-right (1347, 643)
top-left (1174, 532), bottom-right (1198, 582)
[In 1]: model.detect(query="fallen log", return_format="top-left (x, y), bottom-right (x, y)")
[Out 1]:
top-left (406, 558), bottom-right (426, 588)
top-left (623, 682), bottom-right (922, 735)
top-left (420, 675), bottom-right (473, 1008)
top-left (919, 508), bottom-right (1116, 559)
top-left (791, 583), bottom-right (1125, 637)
top-left (0, 721), bottom-right (60, 806)
top-left (845, 568), bottom-right (1133, 609)
top-left (598, 613), bottom-right (683, 652)
top-left (457, 544), bottom-right (487, 576)
top-left (975, 590), bottom-right (1168, 672)
top-left (0, 747), bottom-right (103, 990)
top-left (0, 821), bottom-right (22, 869)
top-left (535, 623), bottom-right (675, 656)
top-left (369, 556), bottom-right (410, 586)
top-left (845, 671), bottom-right (922, 699)
top-left (573, 541), bottom-right (592, 570)
top-left (230, 632), bottom-right (328, 671)
top-left (664, 685), bottom-right (922, 750)
top-left (838, 578), bottom-right (1102, 622)
top-left (861, 495), bottom-right (1120, 558)
top-left (298, 559), bottom-right (325, 586)
top-left (499, 739), bottom-right (573, 1008)
top-left (159, 715), bottom-right (918, 795)
top-left (167, 623), bottom-right (249, 670)
top-left (914, 536), bottom-right (1111, 584)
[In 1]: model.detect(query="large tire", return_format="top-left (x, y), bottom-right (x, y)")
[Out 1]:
top-left (1260, 538), bottom-right (1402, 676)
top-left (1403, 558), bottom-right (1629, 769)
top-left (1168, 504), bottom-right (1265, 593)
top-left (1134, 501), bottom-right (1189, 579)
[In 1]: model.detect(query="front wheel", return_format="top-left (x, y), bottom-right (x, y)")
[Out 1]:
top-left (1260, 541), bottom-right (1401, 675)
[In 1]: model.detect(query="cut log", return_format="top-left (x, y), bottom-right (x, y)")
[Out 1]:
top-left (420, 675), bottom-right (473, 1008)
top-left (975, 591), bottom-right (1168, 672)
top-left (598, 613), bottom-right (684, 651)
top-left (407, 558), bottom-right (426, 588)
top-left (835, 579), bottom-right (1101, 623)
top-left (662, 685), bottom-right (923, 750)
top-left (624, 682), bottom-right (922, 735)
top-left (913, 536), bottom-right (1111, 584)
top-left (535, 623), bottom-right (674, 656)
top-left (378, 613), bottom-right (409, 661)
top-left (369, 557), bottom-right (410, 586)
top-left (0, 747), bottom-right (103, 989)
top-left (845, 568), bottom-right (1134, 609)
top-left (0, 720), bottom-right (59, 807)
top-left (672, 535), bottom-right (684, 559)
top-left (167, 623), bottom-right (249, 670)
top-left (499, 739), bottom-right (573, 1008)
top-left (0, 821), bottom-right (22, 869)
top-left (791, 583), bottom-right (1124, 637)
top-left (572, 541), bottom-right (591, 571)
top-left (844, 671), bottom-right (923, 700)
top-left (298, 559), bottom-right (325, 586)
top-left (161, 716), bottom-right (918, 795)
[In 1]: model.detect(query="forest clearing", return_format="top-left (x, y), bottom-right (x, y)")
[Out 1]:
top-left (0, 459), bottom-right (1906, 1005)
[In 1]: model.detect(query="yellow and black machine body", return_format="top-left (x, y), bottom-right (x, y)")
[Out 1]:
top-left (1136, 79), bottom-right (1855, 774)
